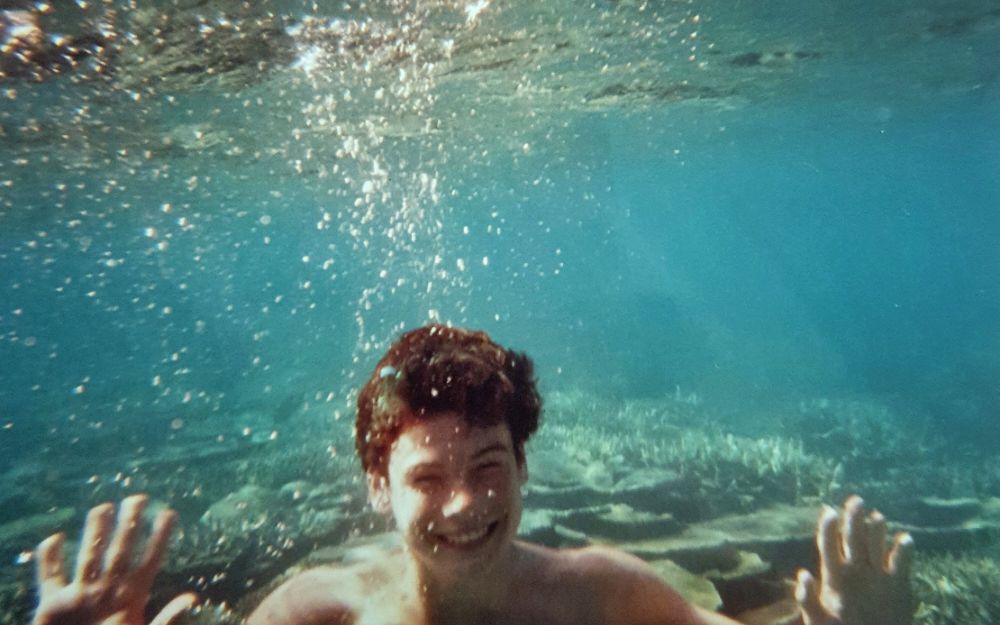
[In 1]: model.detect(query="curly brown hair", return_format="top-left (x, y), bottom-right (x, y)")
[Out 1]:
top-left (355, 324), bottom-right (541, 478)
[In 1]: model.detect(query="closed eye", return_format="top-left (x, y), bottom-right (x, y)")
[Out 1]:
top-left (411, 474), bottom-right (443, 489)
top-left (475, 461), bottom-right (504, 474)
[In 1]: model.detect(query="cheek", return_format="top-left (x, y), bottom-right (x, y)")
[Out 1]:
top-left (390, 487), bottom-right (427, 524)
top-left (405, 491), bottom-right (450, 528)
top-left (482, 471), bottom-right (518, 502)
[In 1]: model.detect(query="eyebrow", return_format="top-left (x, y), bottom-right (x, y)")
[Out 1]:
top-left (471, 442), bottom-right (511, 461)
top-left (404, 441), bottom-right (513, 478)
top-left (405, 463), bottom-right (443, 480)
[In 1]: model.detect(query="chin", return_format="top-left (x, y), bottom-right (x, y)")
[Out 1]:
top-left (415, 513), bottom-right (515, 569)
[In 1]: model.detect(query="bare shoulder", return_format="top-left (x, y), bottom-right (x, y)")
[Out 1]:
top-left (246, 566), bottom-right (359, 625)
top-left (569, 544), bottom-right (652, 571)
top-left (557, 545), bottom-right (733, 625)
top-left (246, 552), bottom-right (413, 625)
top-left (515, 542), bottom-right (657, 590)
top-left (557, 544), bottom-right (663, 587)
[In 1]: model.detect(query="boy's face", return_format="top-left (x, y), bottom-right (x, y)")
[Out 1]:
top-left (371, 411), bottom-right (527, 577)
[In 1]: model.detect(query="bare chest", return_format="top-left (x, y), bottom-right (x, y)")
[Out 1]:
top-left (355, 583), bottom-right (603, 625)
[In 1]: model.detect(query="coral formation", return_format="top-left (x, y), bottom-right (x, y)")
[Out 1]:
top-left (4, 389), bottom-right (1000, 623)
top-left (536, 391), bottom-right (835, 520)
top-left (779, 395), bottom-right (1000, 509)
top-left (171, 601), bottom-right (243, 625)
top-left (913, 553), bottom-right (1000, 625)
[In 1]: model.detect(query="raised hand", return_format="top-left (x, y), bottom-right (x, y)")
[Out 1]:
top-left (795, 495), bottom-right (914, 625)
top-left (33, 494), bottom-right (197, 625)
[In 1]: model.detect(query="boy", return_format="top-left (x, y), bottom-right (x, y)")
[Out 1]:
top-left (33, 325), bottom-right (915, 625)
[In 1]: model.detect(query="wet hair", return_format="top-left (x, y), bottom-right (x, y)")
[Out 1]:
top-left (355, 324), bottom-right (541, 478)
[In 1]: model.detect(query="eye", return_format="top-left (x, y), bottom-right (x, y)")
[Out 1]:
top-left (475, 461), bottom-right (503, 474)
top-left (411, 474), bottom-right (442, 490)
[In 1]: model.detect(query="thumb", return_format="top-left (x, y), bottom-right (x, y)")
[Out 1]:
top-left (795, 570), bottom-right (827, 625)
top-left (150, 593), bottom-right (198, 625)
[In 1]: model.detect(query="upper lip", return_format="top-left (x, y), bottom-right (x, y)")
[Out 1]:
top-left (440, 524), bottom-right (488, 536)
top-left (436, 519), bottom-right (498, 538)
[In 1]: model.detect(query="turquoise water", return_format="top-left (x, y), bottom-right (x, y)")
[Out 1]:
top-left (1, 0), bottom-right (999, 620)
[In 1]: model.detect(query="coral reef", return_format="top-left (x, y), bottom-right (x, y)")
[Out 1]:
top-left (0, 508), bottom-right (74, 552)
top-left (156, 465), bottom-right (372, 605)
top-left (536, 391), bottom-right (835, 520)
top-left (171, 601), bottom-right (243, 625)
top-left (5, 389), bottom-right (1000, 623)
top-left (0, 410), bottom-right (366, 622)
top-left (783, 396), bottom-right (930, 470)
top-left (779, 395), bottom-right (1000, 512)
top-left (913, 553), bottom-right (1000, 625)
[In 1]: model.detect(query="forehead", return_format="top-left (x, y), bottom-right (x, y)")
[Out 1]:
top-left (389, 412), bottom-right (513, 464)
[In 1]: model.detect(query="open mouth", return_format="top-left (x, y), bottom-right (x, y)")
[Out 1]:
top-left (435, 520), bottom-right (500, 549)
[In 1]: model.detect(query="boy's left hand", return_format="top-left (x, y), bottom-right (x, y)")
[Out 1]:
top-left (795, 495), bottom-right (915, 625)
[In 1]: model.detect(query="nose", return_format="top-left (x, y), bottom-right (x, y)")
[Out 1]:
top-left (441, 484), bottom-right (474, 518)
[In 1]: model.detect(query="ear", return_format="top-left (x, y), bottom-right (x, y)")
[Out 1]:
top-left (367, 472), bottom-right (391, 514)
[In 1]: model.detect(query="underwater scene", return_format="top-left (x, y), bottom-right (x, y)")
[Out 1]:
top-left (1, 0), bottom-right (999, 622)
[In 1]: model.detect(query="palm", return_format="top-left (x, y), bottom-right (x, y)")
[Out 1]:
top-left (797, 496), bottom-right (914, 625)
top-left (33, 496), bottom-right (196, 625)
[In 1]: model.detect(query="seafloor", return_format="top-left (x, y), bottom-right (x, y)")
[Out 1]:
top-left (2, 389), bottom-right (999, 624)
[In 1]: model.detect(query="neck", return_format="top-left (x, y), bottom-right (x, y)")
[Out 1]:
top-left (413, 542), bottom-right (522, 624)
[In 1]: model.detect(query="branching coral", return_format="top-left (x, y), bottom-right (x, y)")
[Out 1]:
top-left (783, 396), bottom-right (1000, 502)
top-left (171, 600), bottom-right (244, 625)
top-left (0, 579), bottom-right (31, 625)
top-left (535, 391), bottom-right (834, 516)
top-left (784, 397), bottom-right (931, 466)
top-left (913, 553), bottom-right (1000, 625)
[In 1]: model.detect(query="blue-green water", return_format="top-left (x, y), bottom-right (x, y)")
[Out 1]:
top-left (1, 0), bottom-right (999, 620)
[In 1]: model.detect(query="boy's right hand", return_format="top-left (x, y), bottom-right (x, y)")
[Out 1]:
top-left (33, 494), bottom-right (197, 625)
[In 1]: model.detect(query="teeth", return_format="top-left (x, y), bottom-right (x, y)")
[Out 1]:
top-left (445, 525), bottom-right (489, 544)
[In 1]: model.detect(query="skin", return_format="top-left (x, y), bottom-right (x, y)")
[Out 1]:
top-left (248, 414), bottom-right (705, 625)
top-left (33, 412), bottom-right (915, 625)
top-left (32, 495), bottom-right (196, 625)
top-left (796, 497), bottom-right (915, 625)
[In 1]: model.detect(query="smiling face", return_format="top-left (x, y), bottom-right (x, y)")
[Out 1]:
top-left (371, 411), bottom-right (527, 579)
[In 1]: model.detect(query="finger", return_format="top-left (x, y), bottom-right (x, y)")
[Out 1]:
top-left (149, 593), bottom-right (198, 625)
top-left (887, 532), bottom-right (914, 578)
top-left (35, 533), bottom-right (68, 595)
top-left (105, 494), bottom-right (149, 577)
top-left (842, 495), bottom-right (867, 566)
top-left (795, 569), bottom-right (825, 625)
top-left (817, 505), bottom-right (843, 587)
top-left (74, 502), bottom-right (115, 582)
top-left (866, 510), bottom-right (888, 571)
top-left (136, 508), bottom-right (177, 588)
